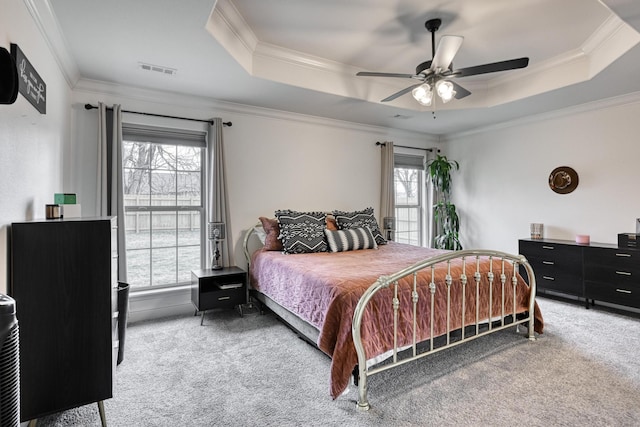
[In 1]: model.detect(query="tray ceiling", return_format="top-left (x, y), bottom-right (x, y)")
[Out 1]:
top-left (35, 0), bottom-right (640, 135)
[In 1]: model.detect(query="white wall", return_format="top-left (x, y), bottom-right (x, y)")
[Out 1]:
top-left (69, 82), bottom-right (438, 321)
top-left (69, 83), bottom-right (437, 265)
top-left (444, 95), bottom-right (640, 255)
top-left (0, 1), bottom-right (71, 294)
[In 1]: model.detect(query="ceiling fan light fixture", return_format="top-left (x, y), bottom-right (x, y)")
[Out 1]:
top-left (412, 83), bottom-right (433, 106)
top-left (357, 18), bottom-right (529, 108)
top-left (436, 80), bottom-right (456, 103)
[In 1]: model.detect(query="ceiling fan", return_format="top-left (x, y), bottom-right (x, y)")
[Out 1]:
top-left (356, 18), bottom-right (529, 106)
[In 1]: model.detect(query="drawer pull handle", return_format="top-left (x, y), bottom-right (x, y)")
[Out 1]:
top-left (615, 253), bottom-right (632, 257)
top-left (542, 276), bottom-right (555, 281)
top-left (615, 271), bottom-right (632, 276)
top-left (615, 289), bottom-right (632, 294)
top-left (542, 261), bottom-right (554, 265)
top-left (218, 296), bottom-right (231, 301)
top-left (542, 246), bottom-right (554, 250)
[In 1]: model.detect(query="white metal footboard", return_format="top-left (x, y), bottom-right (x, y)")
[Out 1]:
top-left (351, 249), bottom-right (537, 411)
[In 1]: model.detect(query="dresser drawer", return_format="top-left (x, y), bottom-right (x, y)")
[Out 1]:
top-left (527, 255), bottom-right (582, 278)
top-left (536, 273), bottom-right (583, 295)
top-left (520, 242), bottom-right (582, 277)
top-left (529, 261), bottom-right (579, 281)
top-left (583, 264), bottom-right (640, 286)
top-left (199, 287), bottom-right (245, 309)
top-left (583, 247), bottom-right (640, 271)
top-left (520, 240), bottom-right (581, 260)
top-left (585, 280), bottom-right (640, 308)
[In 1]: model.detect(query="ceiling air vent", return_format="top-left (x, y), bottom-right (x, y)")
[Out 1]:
top-left (138, 62), bottom-right (177, 76)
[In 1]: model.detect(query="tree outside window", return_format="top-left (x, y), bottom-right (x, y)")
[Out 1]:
top-left (394, 167), bottom-right (422, 246)
top-left (123, 140), bottom-right (204, 288)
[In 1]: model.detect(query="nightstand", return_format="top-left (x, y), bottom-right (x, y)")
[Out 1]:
top-left (191, 266), bottom-right (247, 325)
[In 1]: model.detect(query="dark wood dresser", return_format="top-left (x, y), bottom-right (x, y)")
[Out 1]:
top-left (519, 238), bottom-right (583, 298)
top-left (10, 217), bottom-right (117, 423)
top-left (519, 238), bottom-right (639, 311)
top-left (583, 246), bottom-right (640, 309)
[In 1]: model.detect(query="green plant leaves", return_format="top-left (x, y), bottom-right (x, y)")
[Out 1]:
top-left (427, 155), bottom-right (459, 196)
top-left (428, 154), bottom-right (461, 250)
top-left (433, 202), bottom-right (462, 250)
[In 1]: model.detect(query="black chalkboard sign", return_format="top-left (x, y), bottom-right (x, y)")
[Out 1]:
top-left (10, 43), bottom-right (46, 114)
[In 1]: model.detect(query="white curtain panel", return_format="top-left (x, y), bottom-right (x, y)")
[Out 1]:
top-left (97, 102), bottom-right (128, 282)
top-left (380, 141), bottom-right (395, 229)
top-left (207, 118), bottom-right (233, 267)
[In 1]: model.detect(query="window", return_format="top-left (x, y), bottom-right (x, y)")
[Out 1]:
top-left (122, 124), bottom-right (206, 289)
top-left (394, 153), bottom-right (427, 246)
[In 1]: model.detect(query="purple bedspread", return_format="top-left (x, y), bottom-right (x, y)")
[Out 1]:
top-left (250, 242), bottom-right (543, 399)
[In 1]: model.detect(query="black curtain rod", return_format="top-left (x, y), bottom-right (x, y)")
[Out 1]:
top-left (84, 104), bottom-right (232, 127)
top-left (376, 141), bottom-right (437, 152)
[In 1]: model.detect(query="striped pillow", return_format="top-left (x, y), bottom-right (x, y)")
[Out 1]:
top-left (333, 207), bottom-right (386, 245)
top-left (324, 227), bottom-right (378, 252)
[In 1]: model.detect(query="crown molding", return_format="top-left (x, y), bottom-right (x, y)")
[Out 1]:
top-left (461, 14), bottom-right (639, 108)
top-left (72, 78), bottom-right (435, 140)
top-left (446, 89), bottom-right (640, 139)
top-left (205, 0), bottom-right (257, 72)
top-left (71, 78), bottom-right (640, 144)
top-left (23, 0), bottom-right (80, 87)
top-left (207, 2), bottom-right (639, 113)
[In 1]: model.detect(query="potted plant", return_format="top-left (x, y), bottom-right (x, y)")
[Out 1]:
top-left (427, 154), bottom-right (462, 250)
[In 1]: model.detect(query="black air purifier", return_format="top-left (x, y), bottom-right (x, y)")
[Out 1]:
top-left (0, 294), bottom-right (19, 427)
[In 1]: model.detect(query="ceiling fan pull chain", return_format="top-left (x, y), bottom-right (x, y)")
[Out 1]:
top-left (432, 94), bottom-right (437, 119)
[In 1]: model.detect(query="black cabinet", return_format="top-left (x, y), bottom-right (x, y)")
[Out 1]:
top-left (191, 267), bottom-right (247, 324)
top-left (519, 238), bottom-right (640, 311)
top-left (10, 217), bottom-right (117, 422)
top-left (519, 239), bottom-right (583, 296)
top-left (584, 247), bottom-right (640, 309)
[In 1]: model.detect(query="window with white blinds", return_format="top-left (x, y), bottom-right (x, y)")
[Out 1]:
top-left (122, 124), bottom-right (206, 289)
top-left (394, 153), bottom-right (425, 246)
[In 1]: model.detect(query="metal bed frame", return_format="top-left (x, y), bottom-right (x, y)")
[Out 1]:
top-left (243, 224), bottom-right (537, 411)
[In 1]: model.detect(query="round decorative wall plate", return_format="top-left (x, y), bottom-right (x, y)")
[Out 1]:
top-left (549, 166), bottom-right (579, 194)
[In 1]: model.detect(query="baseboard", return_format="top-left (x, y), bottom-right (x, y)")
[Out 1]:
top-left (537, 292), bottom-right (640, 316)
top-left (127, 285), bottom-right (194, 324)
top-left (128, 303), bottom-right (194, 324)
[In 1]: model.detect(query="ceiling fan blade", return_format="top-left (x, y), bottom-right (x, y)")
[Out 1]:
top-left (450, 81), bottom-right (471, 99)
top-left (430, 35), bottom-right (464, 71)
top-left (381, 83), bottom-right (423, 102)
top-left (453, 57), bottom-right (529, 78)
top-left (356, 71), bottom-right (415, 79)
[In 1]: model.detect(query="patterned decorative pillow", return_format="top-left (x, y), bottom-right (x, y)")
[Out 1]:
top-left (324, 227), bottom-right (378, 252)
top-left (333, 207), bottom-right (387, 245)
top-left (275, 210), bottom-right (328, 254)
top-left (258, 217), bottom-right (284, 251)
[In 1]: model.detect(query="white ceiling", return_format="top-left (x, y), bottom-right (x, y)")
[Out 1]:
top-left (36, 0), bottom-right (640, 135)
